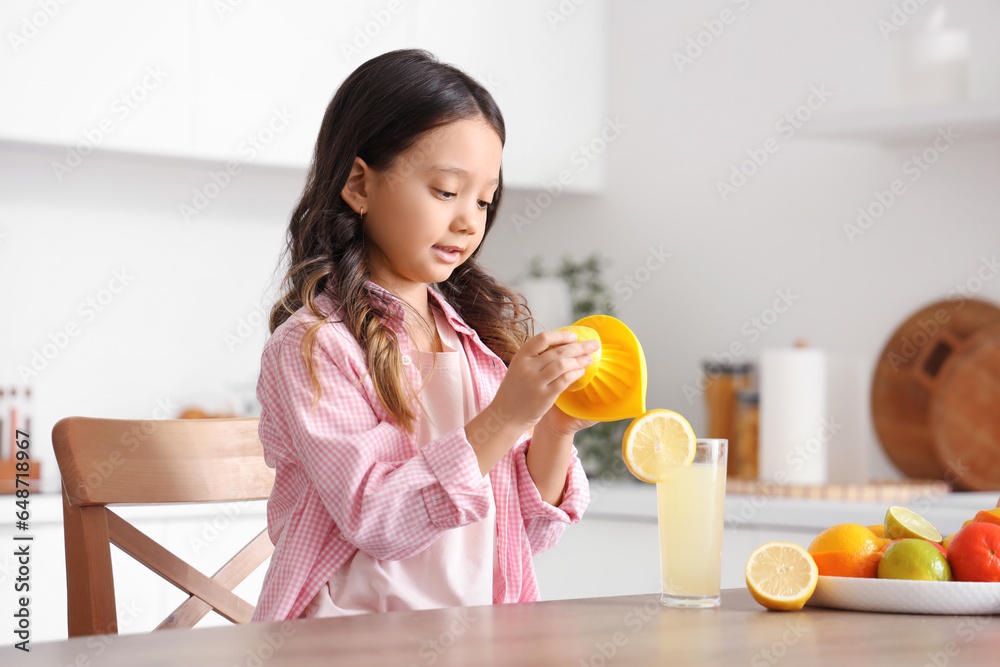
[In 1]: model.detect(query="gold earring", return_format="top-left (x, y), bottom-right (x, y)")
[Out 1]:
top-left (359, 208), bottom-right (365, 218)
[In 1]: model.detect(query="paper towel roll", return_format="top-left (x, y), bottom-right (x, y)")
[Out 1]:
top-left (759, 348), bottom-right (828, 485)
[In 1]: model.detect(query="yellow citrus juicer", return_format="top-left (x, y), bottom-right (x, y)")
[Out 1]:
top-left (554, 315), bottom-right (647, 422)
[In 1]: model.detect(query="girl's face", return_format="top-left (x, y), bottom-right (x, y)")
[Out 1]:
top-left (361, 117), bottom-right (503, 296)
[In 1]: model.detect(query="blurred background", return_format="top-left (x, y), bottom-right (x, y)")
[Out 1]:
top-left (2, 0), bottom-right (1000, 493)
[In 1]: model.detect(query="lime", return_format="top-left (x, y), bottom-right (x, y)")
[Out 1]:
top-left (884, 506), bottom-right (942, 543)
top-left (877, 539), bottom-right (952, 581)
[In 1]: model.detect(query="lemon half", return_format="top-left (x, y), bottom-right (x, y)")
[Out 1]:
top-left (621, 409), bottom-right (696, 483)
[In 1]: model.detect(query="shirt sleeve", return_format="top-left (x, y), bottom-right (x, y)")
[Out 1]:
top-left (511, 438), bottom-right (590, 556)
top-left (259, 323), bottom-right (493, 562)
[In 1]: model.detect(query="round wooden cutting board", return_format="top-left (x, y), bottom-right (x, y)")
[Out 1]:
top-left (931, 324), bottom-right (1000, 491)
top-left (871, 299), bottom-right (1000, 482)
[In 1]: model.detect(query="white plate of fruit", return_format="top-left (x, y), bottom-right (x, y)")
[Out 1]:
top-left (746, 505), bottom-right (1000, 614)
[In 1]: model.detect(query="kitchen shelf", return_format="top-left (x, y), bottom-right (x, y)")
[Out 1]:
top-left (797, 98), bottom-right (1000, 145)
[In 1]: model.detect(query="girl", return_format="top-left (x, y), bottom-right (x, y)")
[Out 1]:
top-left (252, 49), bottom-right (597, 622)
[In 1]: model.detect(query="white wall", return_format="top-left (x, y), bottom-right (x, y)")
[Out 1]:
top-left (3, 0), bottom-right (1000, 493)
top-left (480, 0), bottom-right (1000, 482)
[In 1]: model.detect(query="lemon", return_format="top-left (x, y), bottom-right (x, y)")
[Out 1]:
top-left (621, 409), bottom-right (696, 483)
top-left (745, 542), bottom-right (819, 611)
top-left (884, 506), bottom-right (942, 543)
top-left (877, 538), bottom-right (952, 581)
top-left (554, 326), bottom-right (602, 392)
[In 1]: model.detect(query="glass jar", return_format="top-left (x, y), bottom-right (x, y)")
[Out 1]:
top-left (733, 389), bottom-right (759, 480)
top-left (702, 362), bottom-right (753, 478)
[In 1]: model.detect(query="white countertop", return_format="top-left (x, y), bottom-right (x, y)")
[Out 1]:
top-left (587, 480), bottom-right (999, 536)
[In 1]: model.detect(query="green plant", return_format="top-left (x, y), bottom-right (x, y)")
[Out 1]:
top-left (527, 253), bottom-right (630, 480)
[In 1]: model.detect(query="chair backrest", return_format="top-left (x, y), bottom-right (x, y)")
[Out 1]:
top-left (52, 416), bottom-right (276, 637)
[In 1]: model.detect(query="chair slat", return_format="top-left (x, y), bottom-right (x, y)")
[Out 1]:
top-left (106, 510), bottom-right (256, 624)
top-left (157, 530), bottom-right (274, 630)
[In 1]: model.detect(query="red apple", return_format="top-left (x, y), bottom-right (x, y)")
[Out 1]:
top-left (947, 523), bottom-right (1000, 582)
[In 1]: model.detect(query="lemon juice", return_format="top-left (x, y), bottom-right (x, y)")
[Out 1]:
top-left (657, 443), bottom-right (726, 607)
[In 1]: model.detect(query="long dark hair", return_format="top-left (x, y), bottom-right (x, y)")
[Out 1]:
top-left (269, 49), bottom-right (530, 431)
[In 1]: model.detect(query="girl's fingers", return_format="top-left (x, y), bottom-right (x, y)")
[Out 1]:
top-left (538, 353), bottom-right (593, 388)
top-left (520, 330), bottom-right (579, 357)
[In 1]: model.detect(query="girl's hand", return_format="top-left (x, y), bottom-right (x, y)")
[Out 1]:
top-left (537, 404), bottom-right (597, 437)
top-left (490, 330), bottom-right (600, 434)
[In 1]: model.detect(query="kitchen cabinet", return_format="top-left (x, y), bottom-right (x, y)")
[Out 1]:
top-left (3, 1), bottom-right (196, 158)
top-left (2, 0), bottom-right (608, 191)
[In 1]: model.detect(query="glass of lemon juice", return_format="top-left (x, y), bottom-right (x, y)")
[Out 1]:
top-left (657, 438), bottom-right (727, 608)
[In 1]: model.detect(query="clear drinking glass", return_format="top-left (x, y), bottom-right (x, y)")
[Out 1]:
top-left (657, 439), bottom-right (727, 608)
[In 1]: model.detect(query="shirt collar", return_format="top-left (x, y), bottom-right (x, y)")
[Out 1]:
top-left (362, 280), bottom-right (476, 337)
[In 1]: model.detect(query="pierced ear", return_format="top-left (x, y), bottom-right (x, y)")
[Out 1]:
top-left (340, 156), bottom-right (372, 215)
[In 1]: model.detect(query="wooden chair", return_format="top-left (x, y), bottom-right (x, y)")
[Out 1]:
top-left (52, 416), bottom-right (276, 637)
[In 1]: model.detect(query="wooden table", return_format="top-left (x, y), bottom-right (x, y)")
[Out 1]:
top-left (7, 589), bottom-right (999, 666)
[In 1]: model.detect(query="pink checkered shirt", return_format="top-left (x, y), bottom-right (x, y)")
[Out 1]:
top-left (251, 283), bottom-right (590, 622)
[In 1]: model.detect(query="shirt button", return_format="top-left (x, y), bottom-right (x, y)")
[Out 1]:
top-left (401, 354), bottom-right (412, 366)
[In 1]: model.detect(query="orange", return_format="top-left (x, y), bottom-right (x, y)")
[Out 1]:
top-left (552, 326), bottom-right (602, 392)
top-left (948, 522), bottom-right (1000, 582)
top-left (620, 409), bottom-right (696, 483)
top-left (807, 524), bottom-right (889, 579)
top-left (810, 550), bottom-right (883, 578)
top-left (973, 509), bottom-right (1000, 528)
top-left (866, 524), bottom-right (886, 538)
top-left (808, 523), bottom-right (888, 555)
